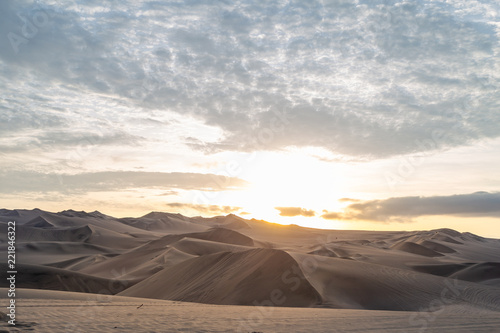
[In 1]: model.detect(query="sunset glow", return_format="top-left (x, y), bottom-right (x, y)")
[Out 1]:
top-left (1, 0), bottom-right (499, 237)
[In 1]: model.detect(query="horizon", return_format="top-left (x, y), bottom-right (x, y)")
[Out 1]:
top-left (3, 207), bottom-right (500, 239)
top-left (1, 1), bottom-right (500, 238)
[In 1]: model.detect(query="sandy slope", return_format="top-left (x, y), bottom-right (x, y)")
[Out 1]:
top-left (1, 208), bottom-right (500, 331)
top-left (119, 248), bottom-right (322, 306)
top-left (290, 252), bottom-right (500, 310)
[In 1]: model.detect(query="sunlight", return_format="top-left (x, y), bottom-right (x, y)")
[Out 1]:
top-left (231, 149), bottom-right (351, 228)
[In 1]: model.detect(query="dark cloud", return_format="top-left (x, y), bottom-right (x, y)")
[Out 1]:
top-left (275, 207), bottom-right (316, 217)
top-left (321, 192), bottom-right (500, 223)
top-left (0, 170), bottom-right (249, 194)
top-left (165, 203), bottom-right (242, 215)
top-left (0, 0), bottom-right (498, 159)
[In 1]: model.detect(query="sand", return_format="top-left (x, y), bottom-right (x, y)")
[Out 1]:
top-left (1, 208), bottom-right (500, 332)
top-left (1, 289), bottom-right (500, 333)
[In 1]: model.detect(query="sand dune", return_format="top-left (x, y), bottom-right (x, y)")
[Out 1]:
top-left (119, 248), bottom-right (322, 307)
top-left (169, 237), bottom-right (253, 256)
top-left (1, 209), bottom-right (159, 237)
top-left (77, 239), bottom-right (197, 280)
top-left (195, 214), bottom-right (252, 230)
top-left (1, 208), bottom-right (500, 320)
top-left (449, 262), bottom-right (500, 284)
top-left (23, 216), bottom-right (55, 228)
top-left (12, 224), bottom-right (93, 242)
top-left (410, 263), bottom-right (471, 276)
top-left (119, 211), bottom-right (209, 233)
top-left (0, 263), bottom-right (138, 294)
top-left (392, 241), bottom-right (445, 257)
top-left (124, 227), bottom-right (255, 253)
top-left (0, 240), bottom-right (118, 266)
top-left (47, 254), bottom-right (118, 271)
top-left (417, 240), bottom-right (456, 253)
top-left (291, 252), bottom-right (500, 311)
top-left (76, 230), bottom-right (255, 280)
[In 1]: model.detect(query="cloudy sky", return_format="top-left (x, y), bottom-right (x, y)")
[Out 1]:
top-left (1, 0), bottom-right (499, 236)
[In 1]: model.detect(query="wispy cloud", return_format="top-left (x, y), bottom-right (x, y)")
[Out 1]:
top-left (0, 130), bottom-right (143, 153)
top-left (338, 198), bottom-right (361, 203)
top-left (275, 206), bottom-right (316, 217)
top-left (0, 170), bottom-right (249, 194)
top-left (321, 192), bottom-right (500, 223)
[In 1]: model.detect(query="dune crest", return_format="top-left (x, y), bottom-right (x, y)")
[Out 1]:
top-left (1, 208), bottom-right (500, 313)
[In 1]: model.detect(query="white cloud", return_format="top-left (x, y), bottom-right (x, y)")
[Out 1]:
top-left (0, 0), bottom-right (498, 161)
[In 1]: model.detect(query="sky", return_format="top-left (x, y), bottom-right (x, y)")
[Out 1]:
top-left (1, 0), bottom-right (499, 237)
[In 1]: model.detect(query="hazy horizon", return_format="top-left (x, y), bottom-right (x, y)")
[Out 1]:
top-left (2, 207), bottom-right (500, 239)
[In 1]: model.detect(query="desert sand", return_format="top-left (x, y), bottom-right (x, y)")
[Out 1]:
top-left (1, 208), bottom-right (500, 332)
top-left (2, 288), bottom-right (500, 332)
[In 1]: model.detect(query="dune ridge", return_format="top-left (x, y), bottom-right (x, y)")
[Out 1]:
top-left (1, 208), bottom-right (500, 313)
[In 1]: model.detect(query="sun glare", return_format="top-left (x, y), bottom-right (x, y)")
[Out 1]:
top-left (230, 149), bottom-right (349, 228)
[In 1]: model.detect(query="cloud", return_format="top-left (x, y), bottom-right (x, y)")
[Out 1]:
top-left (320, 211), bottom-right (344, 220)
top-left (165, 202), bottom-right (242, 215)
top-left (275, 206), bottom-right (316, 217)
top-left (321, 192), bottom-right (500, 223)
top-left (0, 0), bottom-right (498, 159)
top-left (338, 198), bottom-right (361, 203)
top-left (156, 190), bottom-right (179, 197)
top-left (0, 170), bottom-right (249, 194)
top-left (0, 130), bottom-right (143, 153)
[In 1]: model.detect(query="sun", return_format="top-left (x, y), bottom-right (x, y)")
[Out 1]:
top-left (228, 148), bottom-right (350, 228)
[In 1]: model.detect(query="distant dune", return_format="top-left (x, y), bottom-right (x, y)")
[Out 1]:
top-left (2, 208), bottom-right (500, 317)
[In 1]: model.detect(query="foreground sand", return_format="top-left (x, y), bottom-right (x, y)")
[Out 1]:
top-left (2, 288), bottom-right (500, 333)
